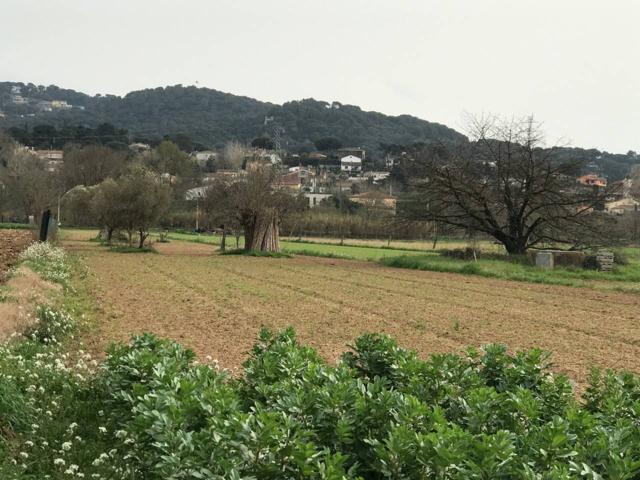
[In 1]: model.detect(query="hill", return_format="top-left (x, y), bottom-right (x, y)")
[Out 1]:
top-left (0, 82), bottom-right (464, 157)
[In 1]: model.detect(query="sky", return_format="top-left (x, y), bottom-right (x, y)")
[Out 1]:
top-left (2, 0), bottom-right (639, 153)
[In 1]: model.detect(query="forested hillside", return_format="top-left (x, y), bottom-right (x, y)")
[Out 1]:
top-left (0, 82), bottom-right (464, 157)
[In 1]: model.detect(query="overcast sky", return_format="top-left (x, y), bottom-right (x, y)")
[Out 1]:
top-left (2, 0), bottom-right (639, 153)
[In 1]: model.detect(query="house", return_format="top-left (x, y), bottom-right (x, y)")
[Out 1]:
top-left (10, 95), bottom-right (28, 105)
top-left (33, 150), bottom-right (64, 172)
top-left (363, 171), bottom-right (390, 183)
top-left (202, 170), bottom-right (241, 184)
top-left (304, 192), bottom-right (333, 208)
top-left (51, 100), bottom-right (71, 109)
top-left (605, 198), bottom-right (640, 215)
top-left (577, 174), bottom-right (607, 188)
top-left (193, 150), bottom-right (217, 167)
top-left (337, 147), bottom-right (366, 160)
top-left (34, 150), bottom-right (64, 161)
top-left (277, 171), bottom-right (302, 191)
top-left (129, 142), bottom-right (151, 153)
top-left (340, 155), bottom-right (362, 174)
top-left (36, 101), bottom-right (53, 112)
top-left (308, 152), bottom-right (328, 161)
top-left (349, 191), bottom-right (397, 212)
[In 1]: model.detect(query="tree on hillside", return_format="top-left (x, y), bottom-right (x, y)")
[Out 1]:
top-left (251, 136), bottom-right (274, 150)
top-left (398, 116), bottom-right (616, 254)
top-left (204, 165), bottom-right (297, 252)
top-left (314, 137), bottom-right (342, 151)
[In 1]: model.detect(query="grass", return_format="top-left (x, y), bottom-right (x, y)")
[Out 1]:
top-left (161, 231), bottom-right (427, 261)
top-left (0, 222), bottom-right (33, 230)
top-left (381, 249), bottom-right (640, 290)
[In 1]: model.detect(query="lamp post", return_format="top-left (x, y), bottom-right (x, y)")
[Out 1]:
top-left (57, 185), bottom-right (83, 227)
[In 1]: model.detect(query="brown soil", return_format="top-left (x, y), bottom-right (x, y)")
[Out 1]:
top-left (65, 238), bottom-right (640, 391)
top-left (0, 229), bottom-right (34, 281)
top-left (0, 229), bottom-right (60, 340)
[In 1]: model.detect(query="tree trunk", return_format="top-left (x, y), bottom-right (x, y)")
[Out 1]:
top-left (503, 238), bottom-right (528, 255)
top-left (244, 213), bottom-right (280, 252)
top-left (138, 230), bottom-right (147, 249)
top-left (220, 228), bottom-right (227, 253)
top-left (107, 227), bottom-right (114, 244)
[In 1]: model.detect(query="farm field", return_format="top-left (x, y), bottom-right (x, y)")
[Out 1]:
top-left (62, 231), bottom-right (640, 391)
top-left (155, 230), bottom-right (640, 292)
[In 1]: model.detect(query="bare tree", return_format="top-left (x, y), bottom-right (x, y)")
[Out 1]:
top-left (222, 141), bottom-right (250, 170)
top-left (1, 148), bottom-right (56, 224)
top-left (61, 144), bottom-right (128, 188)
top-left (398, 116), bottom-right (616, 254)
top-left (203, 165), bottom-right (297, 252)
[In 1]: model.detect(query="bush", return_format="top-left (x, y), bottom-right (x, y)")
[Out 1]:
top-left (18, 242), bottom-right (70, 283)
top-left (24, 305), bottom-right (75, 345)
top-left (2, 328), bottom-right (640, 478)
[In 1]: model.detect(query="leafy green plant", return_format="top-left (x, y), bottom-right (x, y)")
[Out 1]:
top-left (1, 328), bottom-right (639, 479)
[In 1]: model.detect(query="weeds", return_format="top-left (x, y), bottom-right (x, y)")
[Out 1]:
top-left (18, 242), bottom-right (71, 284)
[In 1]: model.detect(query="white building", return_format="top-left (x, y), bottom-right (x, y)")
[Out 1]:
top-left (304, 193), bottom-right (333, 208)
top-left (10, 95), bottom-right (28, 105)
top-left (193, 150), bottom-right (217, 166)
top-left (340, 155), bottom-right (362, 174)
top-left (185, 186), bottom-right (208, 200)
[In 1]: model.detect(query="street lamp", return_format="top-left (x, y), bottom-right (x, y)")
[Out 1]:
top-left (57, 185), bottom-right (83, 227)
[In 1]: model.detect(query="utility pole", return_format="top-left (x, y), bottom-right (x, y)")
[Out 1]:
top-left (195, 197), bottom-right (200, 231)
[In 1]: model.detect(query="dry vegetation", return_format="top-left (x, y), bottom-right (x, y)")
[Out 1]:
top-left (64, 234), bottom-right (640, 391)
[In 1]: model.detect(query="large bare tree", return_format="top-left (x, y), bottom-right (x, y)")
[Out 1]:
top-left (203, 165), bottom-right (297, 252)
top-left (399, 116), bottom-right (615, 254)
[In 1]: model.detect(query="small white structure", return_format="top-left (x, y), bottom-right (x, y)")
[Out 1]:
top-left (340, 155), bottom-right (362, 174)
top-left (304, 193), bottom-right (332, 208)
top-left (10, 95), bottom-right (28, 105)
top-left (185, 186), bottom-right (208, 200)
top-left (535, 251), bottom-right (554, 269)
top-left (193, 150), bottom-right (217, 166)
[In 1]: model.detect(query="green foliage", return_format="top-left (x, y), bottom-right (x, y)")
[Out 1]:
top-left (380, 251), bottom-right (640, 291)
top-left (3, 327), bottom-right (640, 479)
top-left (0, 223), bottom-right (32, 230)
top-left (0, 83), bottom-right (464, 157)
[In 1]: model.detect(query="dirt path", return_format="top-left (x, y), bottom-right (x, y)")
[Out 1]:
top-left (66, 238), bottom-right (640, 390)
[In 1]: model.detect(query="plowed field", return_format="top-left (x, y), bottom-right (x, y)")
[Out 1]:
top-left (64, 236), bottom-right (640, 390)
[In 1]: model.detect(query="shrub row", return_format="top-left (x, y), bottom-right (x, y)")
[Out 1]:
top-left (2, 327), bottom-right (639, 479)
